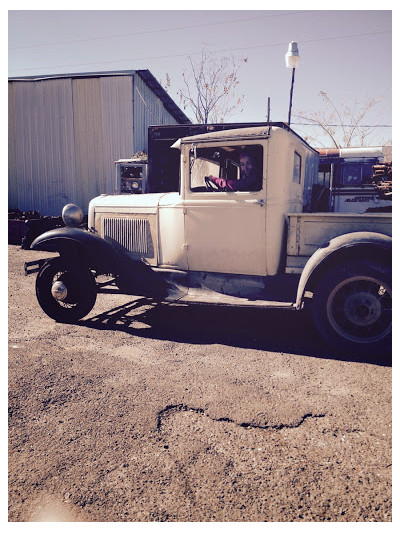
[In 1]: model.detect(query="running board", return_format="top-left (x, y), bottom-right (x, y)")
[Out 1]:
top-left (164, 287), bottom-right (296, 310)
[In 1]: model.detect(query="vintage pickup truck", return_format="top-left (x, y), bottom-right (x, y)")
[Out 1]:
top-left (26, 125), bottom-right (392, 354)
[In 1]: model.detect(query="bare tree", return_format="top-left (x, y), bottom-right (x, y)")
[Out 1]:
top-left (295, 92), bottom-right (387, 148)
top-left (177, 49), bottom-right (247, 124)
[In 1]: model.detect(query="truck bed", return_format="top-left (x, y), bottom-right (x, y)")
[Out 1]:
top-left (286, 212), bottom-right (392, 274)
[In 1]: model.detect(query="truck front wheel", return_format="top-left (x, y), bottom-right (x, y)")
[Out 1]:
top-left (35, 258), bottom-right (97, 323)
top-left (312, 260), bottom-right (391, 355)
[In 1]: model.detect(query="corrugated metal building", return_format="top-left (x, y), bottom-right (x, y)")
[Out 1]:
top-left (8, 70), bottom-right (191, 215)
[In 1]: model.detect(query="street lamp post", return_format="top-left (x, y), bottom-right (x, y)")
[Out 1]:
top-left (285, 41), bottom-right (300, 126)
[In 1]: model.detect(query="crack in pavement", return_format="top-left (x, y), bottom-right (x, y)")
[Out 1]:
top-left (156, 404), bottom-right (325, 432)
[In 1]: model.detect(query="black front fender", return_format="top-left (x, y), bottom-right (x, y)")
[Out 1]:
top-left (31, 227), bottom-right (122, 274)
top-left (31, 227), bottom-right (167, 298)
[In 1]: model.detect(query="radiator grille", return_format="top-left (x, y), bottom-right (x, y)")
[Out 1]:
top-left (102, 217), bottom-right (150, 254)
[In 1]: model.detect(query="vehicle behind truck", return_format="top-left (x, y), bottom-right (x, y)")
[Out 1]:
top-left (26, 124), bottom-right (392, 356)
top-left (316, 146), bottom-right (392, 213)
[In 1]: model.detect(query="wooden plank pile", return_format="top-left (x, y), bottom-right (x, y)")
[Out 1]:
top-left (371, 162), bottom-right (392, 199)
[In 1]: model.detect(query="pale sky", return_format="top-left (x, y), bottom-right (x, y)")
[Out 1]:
top-left (7, 3), bottom-right (393, 146)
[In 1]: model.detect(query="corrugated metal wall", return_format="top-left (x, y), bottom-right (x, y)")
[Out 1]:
top-left (9, 78), bottom-right (76, 215)
top-left (71, 75), bottom-right (134, 210)
top-left (133, 74), bottom-right (179, 153)
top-left (8, 82), bottom-right (18, 209)
top-left (8, 73), bottom-right (180, 216)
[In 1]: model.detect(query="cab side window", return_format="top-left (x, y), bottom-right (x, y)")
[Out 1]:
top-left (190, 145), bottom-right (263, 192)
top-left (293, 152), bottom-right (302, 184)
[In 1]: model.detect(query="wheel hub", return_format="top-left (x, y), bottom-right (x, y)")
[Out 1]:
top-left (51, 280), bottom-right (68, 301)
top-left (344, 291), bottom-right (382, 327)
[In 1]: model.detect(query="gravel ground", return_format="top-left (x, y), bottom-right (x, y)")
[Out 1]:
top-left (8, 245), bottom-right (392, 522)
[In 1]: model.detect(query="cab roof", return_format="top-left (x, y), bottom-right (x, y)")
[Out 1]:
top-left (172, 123), bottom-right (318, 153)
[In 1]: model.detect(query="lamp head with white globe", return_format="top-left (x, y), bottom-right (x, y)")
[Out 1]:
top-left (285, 41), bottom-right (300, 126)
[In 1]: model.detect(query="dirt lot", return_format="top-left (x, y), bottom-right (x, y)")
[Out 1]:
top-left (8, 245), bottom-right (392, 522)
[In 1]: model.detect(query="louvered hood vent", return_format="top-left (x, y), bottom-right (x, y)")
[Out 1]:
top-left (101, 217), bottom-right (151, 254)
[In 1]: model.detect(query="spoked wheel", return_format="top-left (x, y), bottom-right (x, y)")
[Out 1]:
top-left (35, 258), bottom-right (97, 323)
top-left (312, 260), bottom-right (392, 354)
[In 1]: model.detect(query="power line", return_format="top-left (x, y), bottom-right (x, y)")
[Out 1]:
top-left (205, 30), bottom-right (392, 56)
top-left (9, 11), bottom-right (310, 50)
top-left (293, 123), bottom-right (392, 128)
top-left (9, 29), bottom-right (392, 74)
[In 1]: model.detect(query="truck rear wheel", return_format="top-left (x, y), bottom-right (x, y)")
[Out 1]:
top-left (312, 260), bottom-right (391, 355)
top-left (36, 258), bottom-right (97, 323)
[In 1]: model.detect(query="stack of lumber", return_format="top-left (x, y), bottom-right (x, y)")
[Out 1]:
top-left (371, 162), bottom-right (392, 199)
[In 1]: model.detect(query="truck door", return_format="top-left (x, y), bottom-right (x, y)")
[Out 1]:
top-left (182, 143), bottom-right (267, 276)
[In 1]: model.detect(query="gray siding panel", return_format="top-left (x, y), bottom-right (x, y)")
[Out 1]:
top-left (8, 84), bottom-right (18, 209)
top-left (10, 79), bottom-right (75, 215)
top-left (72, 75), bottom-right (135, 207)
top-left (72, 77), bottom-right (105, 208)
top-left (8, 71), bottom-right (185, 216)
top-left (133, 74), bottom-right (179, 153)
top-left (100, 76), bottom-right (135, 193)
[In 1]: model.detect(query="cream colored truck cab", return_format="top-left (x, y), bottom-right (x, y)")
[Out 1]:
top-left (30, 125), bottom-right (392, 354)
top-left (90, 126), bottom-right (317, 295)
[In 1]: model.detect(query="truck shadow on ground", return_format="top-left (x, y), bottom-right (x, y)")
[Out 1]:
top-left (81, 297), bottom-right (391, 367)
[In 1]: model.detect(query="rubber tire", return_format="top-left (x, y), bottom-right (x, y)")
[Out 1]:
top-left (312, 260), bottom-right (391, 356)
top-left (35, 258), bottom-right (97, 323)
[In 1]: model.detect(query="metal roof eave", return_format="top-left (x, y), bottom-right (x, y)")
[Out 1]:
top-left (8, 69), bottom-right (192, 125)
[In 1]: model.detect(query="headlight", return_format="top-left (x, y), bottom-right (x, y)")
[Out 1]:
top-left (62, 203), bottom-right (83, 227)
